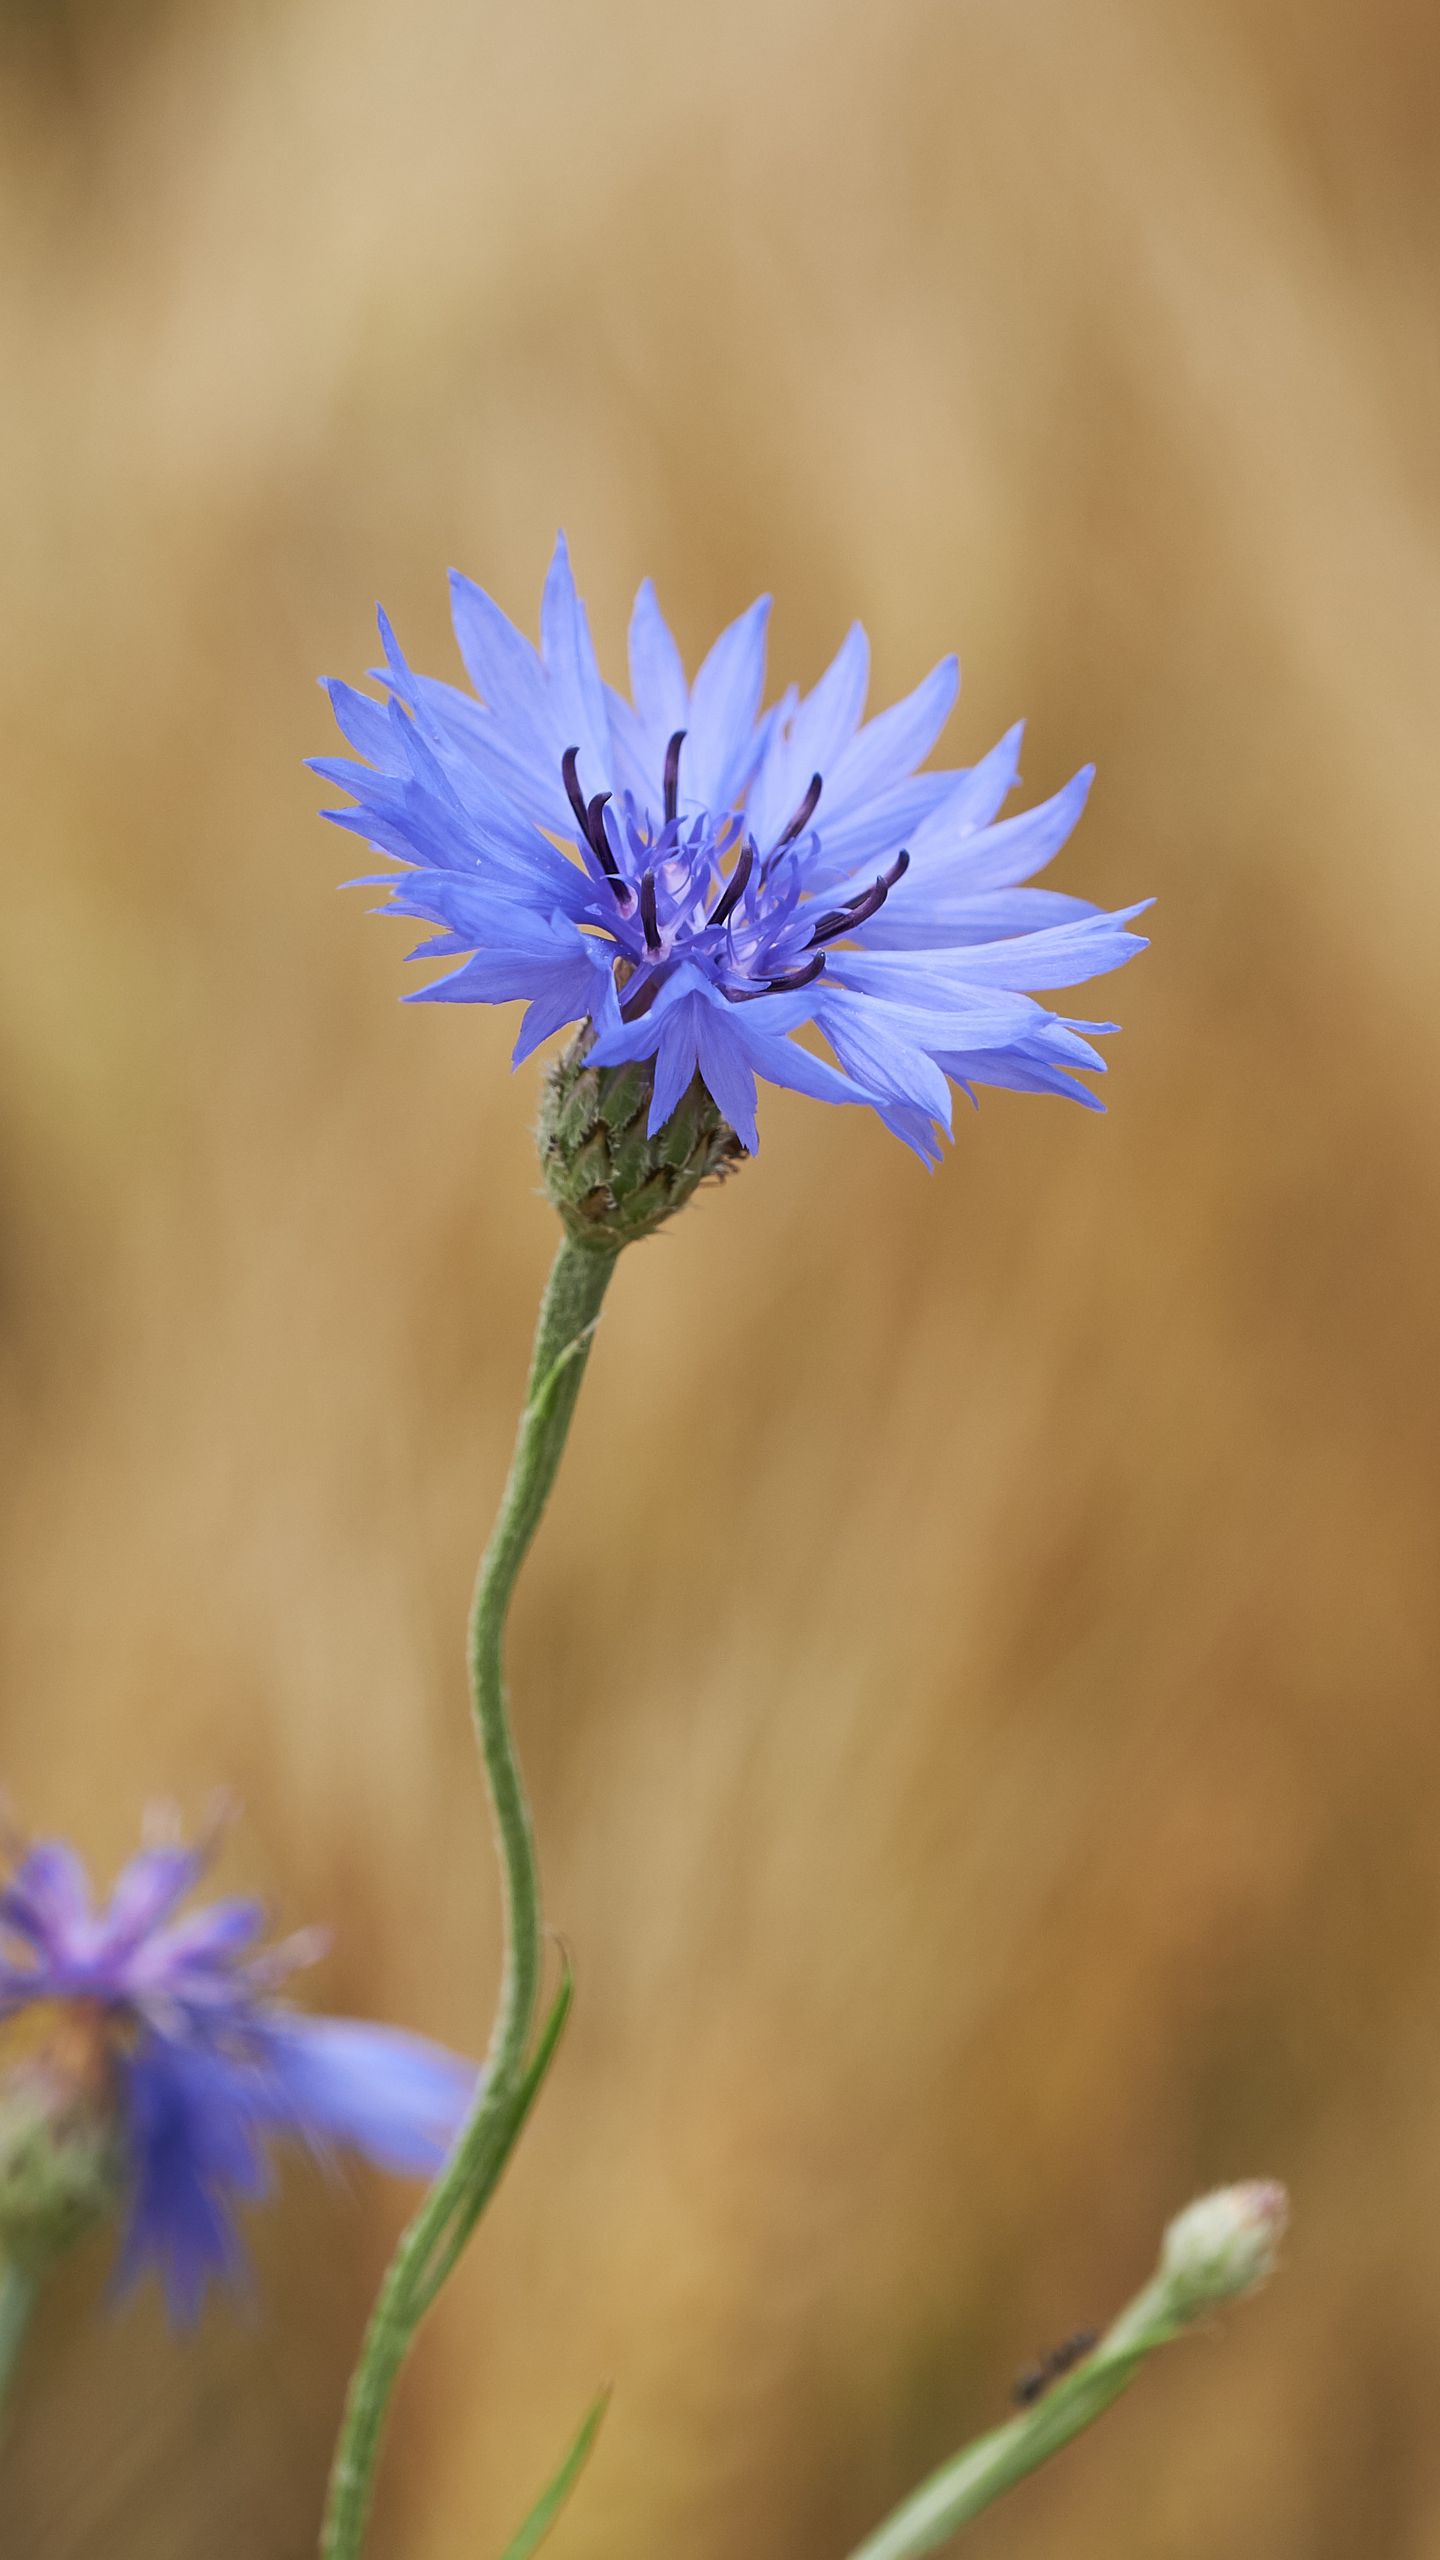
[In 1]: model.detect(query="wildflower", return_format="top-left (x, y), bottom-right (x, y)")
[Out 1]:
top-left (315, 538), bottom-right (1148, 1166)
top-left (0, 1816), bottom-right (475, 2320)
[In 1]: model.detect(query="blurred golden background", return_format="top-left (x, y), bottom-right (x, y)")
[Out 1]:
top-left (2, 0), bottom-right (1439, 2550)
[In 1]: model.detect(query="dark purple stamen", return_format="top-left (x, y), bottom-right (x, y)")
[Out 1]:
top-left (663, 730), bottom-right (686, 827)
top-left (561, 746), bottom-right (628, 899)
top-left (807, 847), bottom-right (911, 947)
top-left (561, 745), bottom-right (590, 837)
top-left (766, 951), bottom-right (827, 993)
top-left (639, 870), bottom-right (662, 954)
top-left (707, 842), bottom-right (754, 931)
top-left (776, 772), bottom-right (823, 849)
top-left (726, 950), bottom-right (828, 1002)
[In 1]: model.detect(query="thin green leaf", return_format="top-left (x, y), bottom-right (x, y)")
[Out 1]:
top-left (525, 1323), bottom-right (601, 1426)
top-left (498, 2385), bottom-right (612, 2560)
top-left (415, 1954), bottom-right (575, 2311)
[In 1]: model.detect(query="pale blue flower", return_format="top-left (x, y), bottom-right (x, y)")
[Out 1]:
top-left (0, 1821), bottom-right (475, 2320)
top-left (316, 539), bottom-right (1148, 1160)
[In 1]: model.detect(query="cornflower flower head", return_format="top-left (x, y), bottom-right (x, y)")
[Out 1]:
top-left (0, 1814), bottom-right (475, 2320)
top-left (316, 538), bottom-right (1149, 1236)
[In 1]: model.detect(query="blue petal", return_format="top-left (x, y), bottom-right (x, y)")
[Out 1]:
top-left (932, 1044), bottom-right (1108, 1109)
top-left (603, 685), bottom-right (664, 805)
top-left (402, 670), bottom-right (572, 836)
top-left (820, 653), bottom-right (958, 818)
top-left (627, 577), bottom-right (689, 739)
top-left (145, 1897), bottom-right (267, 1976)
top-left (812, 988), bottom-right (955, 1126)
top-left (691, 1002), bottom-right (760, 1151)
top-left (874, 1097), bottom-right (951, 1164)
top-left (512, 945), bottom-right (617, 1063)
top-left (856, 906), bottom-right (1150, 991)
top-left (722, 1015), bottom-right (868, 1117)
top-left (323, 677), bottom-right (399, 765)
top-left (343, 647), bottom-right (574, 876)
top-left (102, 1844), bottom-right (205, 1960)
top-left (895, 724), bottom-right (1026, 874)
top-left (823, 956), bottom-right (1045, 1040)
top-left (1, 1844), bottom-right (91, 1959)
top-left (393, 903), bottom-right (604, 1029)
top-left (683, 597), bottom-right (771, 814)
top-left (114, 2036), bottom-right (269, 2324)
top-left (618, 973), bottom-right (868, 1152)
top-left (901, 887), bottom-right (1104, 943)
top-left (648, 1006), bottom-right (704, 1135)
top-left (540, 533), bottom-right (613, 793)
top-left (448, 568), bottom-right (550, 731)
top-left (385, 868), bottom-right (592, 947)
top-left (801, 771), bottom-right (960, 885)
top-left (584, 968), bottom-right (714, 1135)
top-left (252, 2016), bottom-right (476, 2177)
top-left (919, 764), bottom-right (1094, 894)
top-left (748, 623), bottom-right (870, 850)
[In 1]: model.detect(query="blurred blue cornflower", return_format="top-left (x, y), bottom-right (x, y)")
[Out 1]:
top-left (0, 1814), bottom-right (475, 2320)
top-left (316, 538), bottom-right (1148, 1160)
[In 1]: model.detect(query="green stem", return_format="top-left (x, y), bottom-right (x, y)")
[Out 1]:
top-left (0, 2258), bottom-right (37, 2424)
top-left (320, 1235), bottom-right (620, 2560)
top-left (843, 2182), bottom-right (1288, 2558)
top-left (844, 2279), bottom-right (1185, 2560)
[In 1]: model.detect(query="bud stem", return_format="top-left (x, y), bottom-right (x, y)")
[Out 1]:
top-left (320, 1236), bottom-right (621, 2560)
top-left (844, 2186), bottom-right (1284, 2560)
top-left (0, 2258), bottom-right (37, 2425)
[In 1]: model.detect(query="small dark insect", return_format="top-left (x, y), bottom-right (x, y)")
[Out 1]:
top-left (1012, 2328), bottom-right (1098, 2407)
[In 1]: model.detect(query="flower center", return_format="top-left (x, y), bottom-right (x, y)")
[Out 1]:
top-left (1, 1997), bottom-right (127, 2094)
top-left (560, 733), bottom-right (909, 1013)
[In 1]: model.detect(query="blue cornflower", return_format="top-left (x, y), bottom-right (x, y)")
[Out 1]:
top-left (316, 539), bottom-right (1148, 1164)
top-left (0, 1816), bottom-right (475, 2320)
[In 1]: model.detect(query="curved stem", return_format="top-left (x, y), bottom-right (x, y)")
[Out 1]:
top-left (0, 2259), bottom-right (37, 2427)
top-left (321, 1235), bottom-right (620, 2560)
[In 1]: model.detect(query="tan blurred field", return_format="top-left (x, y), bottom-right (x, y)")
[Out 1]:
top-left (1, 0), bottom-right (1439, 2551)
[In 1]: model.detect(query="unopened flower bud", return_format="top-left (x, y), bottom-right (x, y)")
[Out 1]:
top-left (1158, 2180), bottom-right (1289, 2319)
top-left (0, 2019), bottom-right (124, 2279)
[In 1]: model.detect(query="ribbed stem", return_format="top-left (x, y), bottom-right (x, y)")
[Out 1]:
top-left (320, 1235), bottom-right (620, 2560)
top-left (0, 2259), bottom-right (36, 2427)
